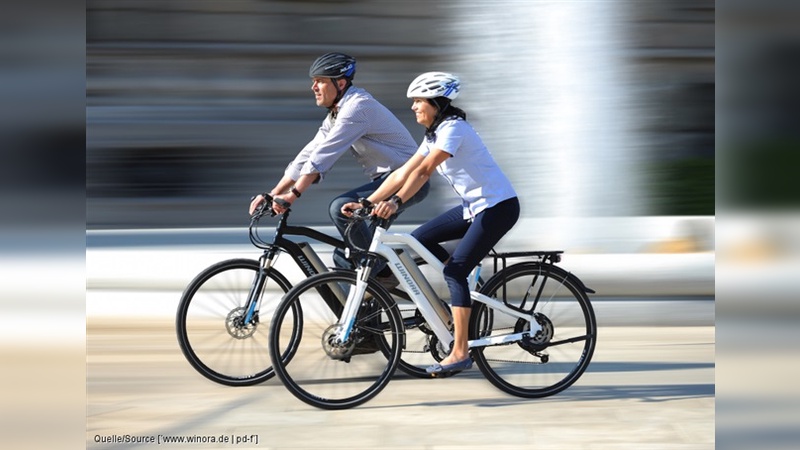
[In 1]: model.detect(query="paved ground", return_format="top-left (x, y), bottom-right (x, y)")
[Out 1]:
top-left (86, 321), bottom-right (714, 449)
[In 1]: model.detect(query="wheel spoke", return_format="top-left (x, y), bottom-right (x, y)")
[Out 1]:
top-left (470, 262), bottom-right (596, 398)
top-left (269, 271), bottom-right (403, 409)
top-left (176, 260), bottom-right (291, 386)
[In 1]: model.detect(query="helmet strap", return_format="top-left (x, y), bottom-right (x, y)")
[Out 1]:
top-left (424, 97), bottom-right (466, 142)
top-left (328, 79), bottom-right (352, 119)
top-left (425, 98), bottom-right (450, 140)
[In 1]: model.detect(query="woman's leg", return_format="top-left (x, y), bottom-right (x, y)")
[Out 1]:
top-left (411, 206), bottom-right (469, 263)
top-left (438, 198), bottom-right (521, 367)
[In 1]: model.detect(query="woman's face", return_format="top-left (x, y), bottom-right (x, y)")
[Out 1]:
top-left (411, 98), bottom-right (437, 128)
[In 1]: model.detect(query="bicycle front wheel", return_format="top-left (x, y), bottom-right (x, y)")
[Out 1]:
top-left (176, 258), bottom-right (293, 386)
top-left (470, 262), bottom-right (597, 398)
top-left (269, 271), bottom-right (403, 410)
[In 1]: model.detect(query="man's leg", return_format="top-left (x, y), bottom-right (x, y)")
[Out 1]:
top-left (328, 176), bottom-right (387, 270)
top-left (329, 177), bottom-right (431, 272)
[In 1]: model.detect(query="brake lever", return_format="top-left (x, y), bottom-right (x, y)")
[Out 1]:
top-left (250, 193), bottom-right (278, 219)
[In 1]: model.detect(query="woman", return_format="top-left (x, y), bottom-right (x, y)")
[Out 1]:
top-left (342, 71), bottom-right (520, 375)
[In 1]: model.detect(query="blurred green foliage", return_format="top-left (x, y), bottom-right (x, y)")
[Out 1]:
top-left (728, 139), bottom-right (800, 210)
top-left (649, 156), bottom-right (715, 216)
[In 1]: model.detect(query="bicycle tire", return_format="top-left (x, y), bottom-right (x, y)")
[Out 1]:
top-left (470, 262), bottom-right (597, 398)
top-left (176, 258), bottom-right (296, 386)
top-left (269, 270), bottom-right (403, 410)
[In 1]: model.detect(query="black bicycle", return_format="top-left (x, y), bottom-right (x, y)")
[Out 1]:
top-left (176, 196), bottom-right (445, 386)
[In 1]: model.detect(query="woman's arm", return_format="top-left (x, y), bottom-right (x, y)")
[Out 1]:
top-left (340, 152), bottom-right (426, 217)
top-left (366, 153), bottom-right (426, 203)
top-left (371, 148), bottom-right (451, 218)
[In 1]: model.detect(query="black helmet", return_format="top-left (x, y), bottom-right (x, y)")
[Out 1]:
top-left (309, 52), bottom-right (356, 80)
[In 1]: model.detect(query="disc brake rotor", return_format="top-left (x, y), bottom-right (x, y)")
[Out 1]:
top-left (225, 307), bottom-right (257, 339)
top-left (321, 324), bottom-right (354, 360)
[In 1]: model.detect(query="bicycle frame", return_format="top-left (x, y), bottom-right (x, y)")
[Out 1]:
top-left (338, 224), bottom-right (543, 352)
top-left (243, 209), bottom-right (347, 324)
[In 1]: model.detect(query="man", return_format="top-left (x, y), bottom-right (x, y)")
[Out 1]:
top-left (249, 52), bottom-right (429, 279)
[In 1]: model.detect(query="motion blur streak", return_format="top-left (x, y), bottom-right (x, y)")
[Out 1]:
top-left (717, 1), bottom-right (800, 449)
top-left (0, 1), bottom-right (85, 450)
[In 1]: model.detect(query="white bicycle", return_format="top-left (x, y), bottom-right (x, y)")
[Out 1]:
top-left (268, 202), bottom-right (597, 409)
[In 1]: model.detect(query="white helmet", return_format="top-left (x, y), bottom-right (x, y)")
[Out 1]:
top-left (407, 72), bottom-right (461, 100)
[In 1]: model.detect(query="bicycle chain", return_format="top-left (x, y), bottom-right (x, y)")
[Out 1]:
top-left (403, 324), bottom-right (550, 365)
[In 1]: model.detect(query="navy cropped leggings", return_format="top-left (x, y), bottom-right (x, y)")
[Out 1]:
top-left (411, 197), bottom-right (520, 307)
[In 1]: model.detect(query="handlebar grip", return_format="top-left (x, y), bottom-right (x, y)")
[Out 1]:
top-left (274, 197), bottom-right (291, 209)
top-left (251, 193), bottom-right (276, 218)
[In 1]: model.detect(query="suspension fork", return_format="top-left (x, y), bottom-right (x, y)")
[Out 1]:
top-left (243, 248), bottom-right (279, 325)
top-left (334, 256), bottom-right (377, 344)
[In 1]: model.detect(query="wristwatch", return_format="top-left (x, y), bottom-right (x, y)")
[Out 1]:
top-left (290, 186), bottom-right (302, 198)
top-left (389, 195), bottom-right (403, 207)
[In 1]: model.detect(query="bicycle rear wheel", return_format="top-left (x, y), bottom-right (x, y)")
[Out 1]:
top-left (269, 271), bottom-right (403, 410)
top-left (176, 258), bottom-right (295, 386)
top-left (470, 262), bottom-right (597, 398)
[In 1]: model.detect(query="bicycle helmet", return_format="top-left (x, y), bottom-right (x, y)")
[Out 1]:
top-left (406, 72), bottom-right (460, 100)
top-left (309, 52), bottom-right (357, 80)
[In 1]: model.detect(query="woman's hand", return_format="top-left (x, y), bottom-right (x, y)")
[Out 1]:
top-left (373, 200), bottom-right (398, 219)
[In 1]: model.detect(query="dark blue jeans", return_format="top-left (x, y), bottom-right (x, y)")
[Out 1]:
top-left (411, 197), bottom-right (520, 307)
top-left (329, 173), bottom-right (430, 271)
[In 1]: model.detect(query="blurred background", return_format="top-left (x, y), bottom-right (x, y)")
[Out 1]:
top-left (85, 0), bottom-right (713, 229)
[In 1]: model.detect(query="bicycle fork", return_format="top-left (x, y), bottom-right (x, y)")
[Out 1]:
top-left (242, 249), bottom-right (279, 325)
top-left (332, 264), bottom-right (375, 345)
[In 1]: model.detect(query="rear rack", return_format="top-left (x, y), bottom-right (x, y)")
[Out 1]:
top-left (488, 250), bottom-right (563, 273)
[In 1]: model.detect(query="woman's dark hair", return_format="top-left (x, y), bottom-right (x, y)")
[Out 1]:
top-left (425, 97), bottom-right (467, 142)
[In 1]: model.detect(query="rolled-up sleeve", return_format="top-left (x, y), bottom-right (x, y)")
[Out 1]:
top-left (299, 108), bottom-right (368, 179)
top-left (284, 131), bottom-right (321, 180)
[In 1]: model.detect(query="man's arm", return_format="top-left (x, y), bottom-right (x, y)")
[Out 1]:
top-left (271, 173), bottom-right (319, 214)
top-left (299, 107), bottom-right (369, 178)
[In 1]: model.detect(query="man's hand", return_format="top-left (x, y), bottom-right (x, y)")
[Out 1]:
top-left (340, 202), bottom-right (361, 217)
top-left (272, 193), bottom-right (295, 215)
top-left (249, 194), bottom-right (267, 215)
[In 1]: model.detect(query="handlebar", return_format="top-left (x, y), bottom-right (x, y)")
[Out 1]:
top-left (250, 193), bottom-right (291, 222)
top-left (247, 193), bottom-right (292, 249)
top-left (343, 198), bottom-right (390, 253)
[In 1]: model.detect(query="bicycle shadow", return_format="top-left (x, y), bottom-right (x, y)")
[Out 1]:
top-left (378, 383), bottom-right (715, 410)
top-left (383, 360), bottom-right (715, 408)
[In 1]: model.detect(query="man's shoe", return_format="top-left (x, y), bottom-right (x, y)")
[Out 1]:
top-left (426, 357), bottom-right (473, 375)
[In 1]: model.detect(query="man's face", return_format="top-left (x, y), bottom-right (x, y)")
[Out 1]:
top-left (311, 77), bottom-right (343, 108)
